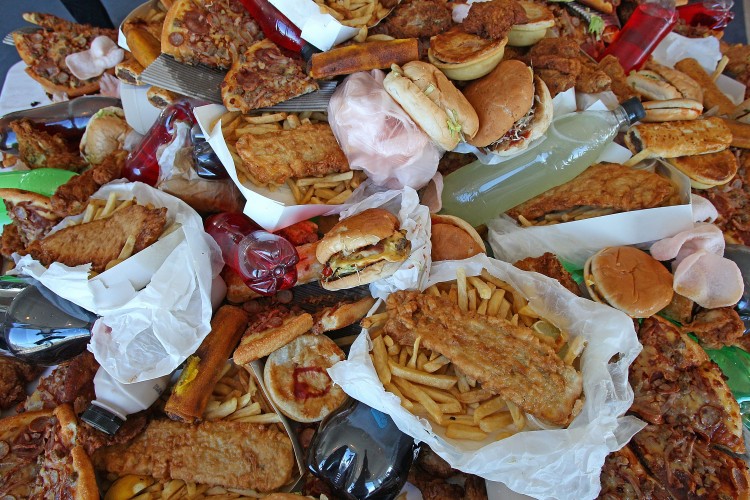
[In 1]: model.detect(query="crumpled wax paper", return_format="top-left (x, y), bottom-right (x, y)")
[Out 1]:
top-left (338, 186), bottom-right (431, 300)
top-left (329, 254), bottom-right (644, 500)
top-left (13, 181), bottom-right (223, 383)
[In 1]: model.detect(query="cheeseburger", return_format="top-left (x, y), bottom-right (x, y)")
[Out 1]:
top-left (584, 246), bottom-right (674, 318)
top-left (316, 208), bottom-right (411, 290)
top-left (463, 59), bottom-right (553, 156)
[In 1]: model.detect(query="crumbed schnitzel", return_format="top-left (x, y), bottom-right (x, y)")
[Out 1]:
top-left (93, 419), bottom-right (295, 492)
top-left (235, 123), bottom-right (349, 187)
top-left (27, 204), bottom-right (167, 273)
top-left (383, 291), bottom-right (583, 426)
top-left (507, 163), bottom-right (676, 222)
top-left (51, 152), bottom-right (125, 217)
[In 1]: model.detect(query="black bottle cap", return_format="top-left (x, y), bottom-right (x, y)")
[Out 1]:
top-left (621, 97), bottom-right (646, 124)
top-left (81, 403), bottom-right (123, 435)
top-left (300, 42), bottom-right (321, 63)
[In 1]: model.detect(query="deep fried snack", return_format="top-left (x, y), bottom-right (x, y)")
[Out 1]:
top-left (27, 204), bottom-right (167, 273)
top-left (0, 223), bottom-right (27, 258)
top-left (93, 419), bottom-right (295, 492)
top-left (370, 0), bottom-right (453, 39)
top-left (513, 253), bottom-right (581, 296)
top-left (383, 291), bottom-right (583, 426)
top-left (597, 55), bottom-right (639, 103)
top-left (0, 354), bottom-right (43, 410)
top-left (165, 305), bottom-right (250, 423)
top-left (9, 119), bottom-right (87, 171)
top-left (685, 307), bottom-right (746, 349)
top-left (50, 151), bottom-right (125, 217)
top-left (309, 38), bottom-right (420, 79)
top-left (462, 0), bottom-right (528, 41)
top-left (23, 351), bottom-right (99, 414)
top-left (233, 308), bottom-right (314, 365)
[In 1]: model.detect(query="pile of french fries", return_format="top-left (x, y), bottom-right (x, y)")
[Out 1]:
top-left (103, 362), bottom-right (282, 500)
top-left (364, 269), bottom-right (586, 442)
top-left (517, 206), bottom-right (618, 227)
top-left (71, 193), bottom-right (179, 277)
top-left (217, 110), bottom-right (366, 205)
top-left (312, 0), bottom-right (393, 32)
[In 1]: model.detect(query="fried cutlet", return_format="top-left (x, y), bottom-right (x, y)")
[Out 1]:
top-left (27, 204), bottom-right (167, 273)
top-left (50, 152), bottom-right (125, 217)
top-left (9, 119), bottom-right (87, 172)
top-left (513, 252), bottom-right (581, 296)
top-left (235, 123), bottom-right (350, 187)
top-left (507, 163), bottom-right (676, 222)
top-left (383, 291), bottom-right (583, 426)
top-left (93, 418), bottom-right (295, 492)
top-left (370, 0), bottom-right (453, 39)
top-left (0, 354), bottom-right (43, 410)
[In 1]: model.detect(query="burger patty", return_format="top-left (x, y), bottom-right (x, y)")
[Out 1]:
top-left (323, 231), bottom-right (410, 281)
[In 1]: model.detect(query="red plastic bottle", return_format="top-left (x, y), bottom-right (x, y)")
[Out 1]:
top-left (238, 0), bottom-right (318, 59)
top-left (598, 0), bottom-right (679, 74)
top-left (124, 101), bottom-right (195, 186)
top-left (204, 213), bottom-right (299, 296)
top-left (677, 0), bottom-right (734, 30)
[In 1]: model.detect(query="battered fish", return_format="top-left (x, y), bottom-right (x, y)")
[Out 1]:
top-left (507, 163), bottom-right (676, 222)
top-left (27, 204), bottom-right (167, 273)
top-left (235, 123), bottom-right (350, 187)
top-left (94, 419), bottom-right (295, 492)
top-left (383, 291), bottom-right (583, 426)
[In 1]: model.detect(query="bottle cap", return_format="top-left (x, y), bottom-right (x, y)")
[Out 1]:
top-left (621, 97), bottom-right (646, 124)
top-left (81, 403), bottom-right (124, 435)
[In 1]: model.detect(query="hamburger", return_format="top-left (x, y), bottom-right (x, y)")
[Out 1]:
top-left (584, 246), bottom-right (674, 318)
top-left (641, 99), bottom-right (704, 123)
top-left (667, 149), bottom-right (739, 189)
top-left (79, 106), bottom-right (133, 165)
top-left (384, 61), bottom-right (479, 150)
top-left (430, 214), bottom-right (485, 261)
top-left (463, 59), bottom-right (553, 156)
top-left (316, 208), bottom-right (411, 291)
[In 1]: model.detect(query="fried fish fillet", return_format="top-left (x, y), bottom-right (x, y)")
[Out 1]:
top-left (93, 419), bottom-right (295, 492)
top-left (50, 152), bottom-right (125, 217)
top-left (383, 291), bottom-right (583, 426)
top-left (235, 123), bottom-right (349, 187)
top-left (507, 163), bottom-right (676, 222)
top-left (27, 204), bottom-right (167, 272)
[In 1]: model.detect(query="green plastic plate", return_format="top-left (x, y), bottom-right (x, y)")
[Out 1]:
top-left (0, 168), bottom-right (76, 227)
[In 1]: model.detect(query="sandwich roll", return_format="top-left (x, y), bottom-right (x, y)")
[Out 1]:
top-left (384, 61), bottom-right (479, 150)
top-left (627, 70), bottom-right (681, 101)
top-left (675, 58), bottom-right (735, 116)
top-left (667, 149), bottom-right (738, 189)
top-left (125, 27), bottom-right (161, 68)
top-left (642, 99), bottom-right (703, 122)
top-left (624, 117), bottom-right (732, 159)
top-left (309, 39), bottom-right (419, 79)
top-left (718, 117), bottom-right (750, 149)
top-left (644, 59), bottom-right (703, 103)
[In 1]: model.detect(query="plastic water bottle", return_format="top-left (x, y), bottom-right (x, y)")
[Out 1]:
top-left (440, 98), bottom-right (645, 227)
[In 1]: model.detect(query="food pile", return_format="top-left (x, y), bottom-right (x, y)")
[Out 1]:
top-left (1, 0), bottom-right (750, 499)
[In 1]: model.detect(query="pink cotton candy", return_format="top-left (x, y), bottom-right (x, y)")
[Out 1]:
top-left (673, 250), bottom-right (744, 308)
top-left (649, 223), bottom-right (725, 270)
top-left (690, 193), bottom-right (718, 223)
top-left (328, 70), bottom-right (441, 190)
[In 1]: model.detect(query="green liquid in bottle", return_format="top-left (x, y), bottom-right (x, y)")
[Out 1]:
top-left (440, 99), bottom-right (644, 226)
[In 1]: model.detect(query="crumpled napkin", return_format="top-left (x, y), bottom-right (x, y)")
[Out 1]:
top-left (65, 36), bottom-right (124, 81)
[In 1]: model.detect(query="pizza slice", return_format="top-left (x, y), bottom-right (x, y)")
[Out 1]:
top-left (0, 188), bottom-right (62, 247)
top-left (631, 424), bottom-right (750, 500)
top-left (0, 408), bottom-right (55, 498)
top-left (630, 316), bottom-right (745, 453)
top-left (598, 445), bottom-right (670, 500)
top-left (221, 39), bottom-right (319, 113)
top-left (161, 0), bottom-right (263, 69)
top-left (13, 14), bottom-right (118, 97)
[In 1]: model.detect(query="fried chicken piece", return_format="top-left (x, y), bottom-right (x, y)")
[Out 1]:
top-left (525, 37), bottom-right (583, 96)
top-left (597, 55), bottom-right (639, 102)
top-left (537, 69), bottom-right (577, 96)
top-left (462, 0), bottom-right (527, 41)
top-left (514, 253), bottom-right (581, 296)
top-left (384, 291), bottom-right (583, 426)
top-left (23, 351), bottom-right (98, 414)
top-left (1, 223), bottom-right (27, 259)
top-left (27, 204), bottom-right (167, 273)
top-left (370, 0), bottom-right (453, 39)
top-left (9, 119), bottom-right (86, 172)
top-left (529, 37), bottom-right (580, 59)
top-left (94, 419), bottom-right (295, 492)
top-left (0, 354), bottom-right (43, 410)
top-left (415, 446), bottom-right (454, 478)
top-left (409, 447), bottom-right (488, 500)
top-left (686, 307), bottom-right (746, 349)
top-left (576, 59), bottom-right (612, 94)
top-left (507, 163), bottom-right (675, 222)
top-left (50, 151), bottom-right (125, 217)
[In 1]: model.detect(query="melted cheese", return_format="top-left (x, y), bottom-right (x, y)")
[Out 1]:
top-left (328, 231), bottom-right (409, 277)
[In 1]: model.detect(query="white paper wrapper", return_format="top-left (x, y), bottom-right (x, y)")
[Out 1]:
top-left (269, 0), bottom-right (359, 51)
top-left (13, 181), bottom-right (223, 384)
top-left (488, 161), bottom-right (694, 267)
top-left (337, 187), bottom-right (431, 300)
top-left (329, 254), bottom-right (644, 499)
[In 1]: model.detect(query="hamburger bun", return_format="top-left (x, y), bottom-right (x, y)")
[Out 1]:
top-left (430, 214), bottom-right (485, 261)
top-left (642, 98), bottom-right (703, 122)
top-left (384, 61), bottom-right (479, 149)
top-left (627, 70), bottom-right (682, 101)
top-left (464, 59), bottom-right (534, 148)
top-left (316, 208), bottom-right (410, 291)
top-left (584, 246), bottom-right (673, 318)
top-left (667, 149), bottom-right (739, 189)
top-left (263, 334), bottom-right (347, 423)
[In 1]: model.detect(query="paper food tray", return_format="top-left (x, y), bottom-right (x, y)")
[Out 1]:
top-left (117, 0), bottom-right (157, 51)
top-left (488, 160), bottom-right (695, 267)
top-left (194, 104), bottom-right (346, 231)
top-left (268, 0), bottom-right (359, 51)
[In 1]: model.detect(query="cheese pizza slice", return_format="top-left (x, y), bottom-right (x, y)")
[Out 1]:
top-left (598, 445), bottom-right (670, 500)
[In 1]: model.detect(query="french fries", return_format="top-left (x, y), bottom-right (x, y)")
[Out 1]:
top-left (203, 362), bottom-right (281, 424)
top-left (369, 268), bottom-right (586, 442)
top-left (214, 110), bottom-right (367, 206)
top-left (312, 0), bottom-right (393, 30)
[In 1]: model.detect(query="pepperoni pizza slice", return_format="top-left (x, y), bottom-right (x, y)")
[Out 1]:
top-left (598, 445), bottom-right (670, 500)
